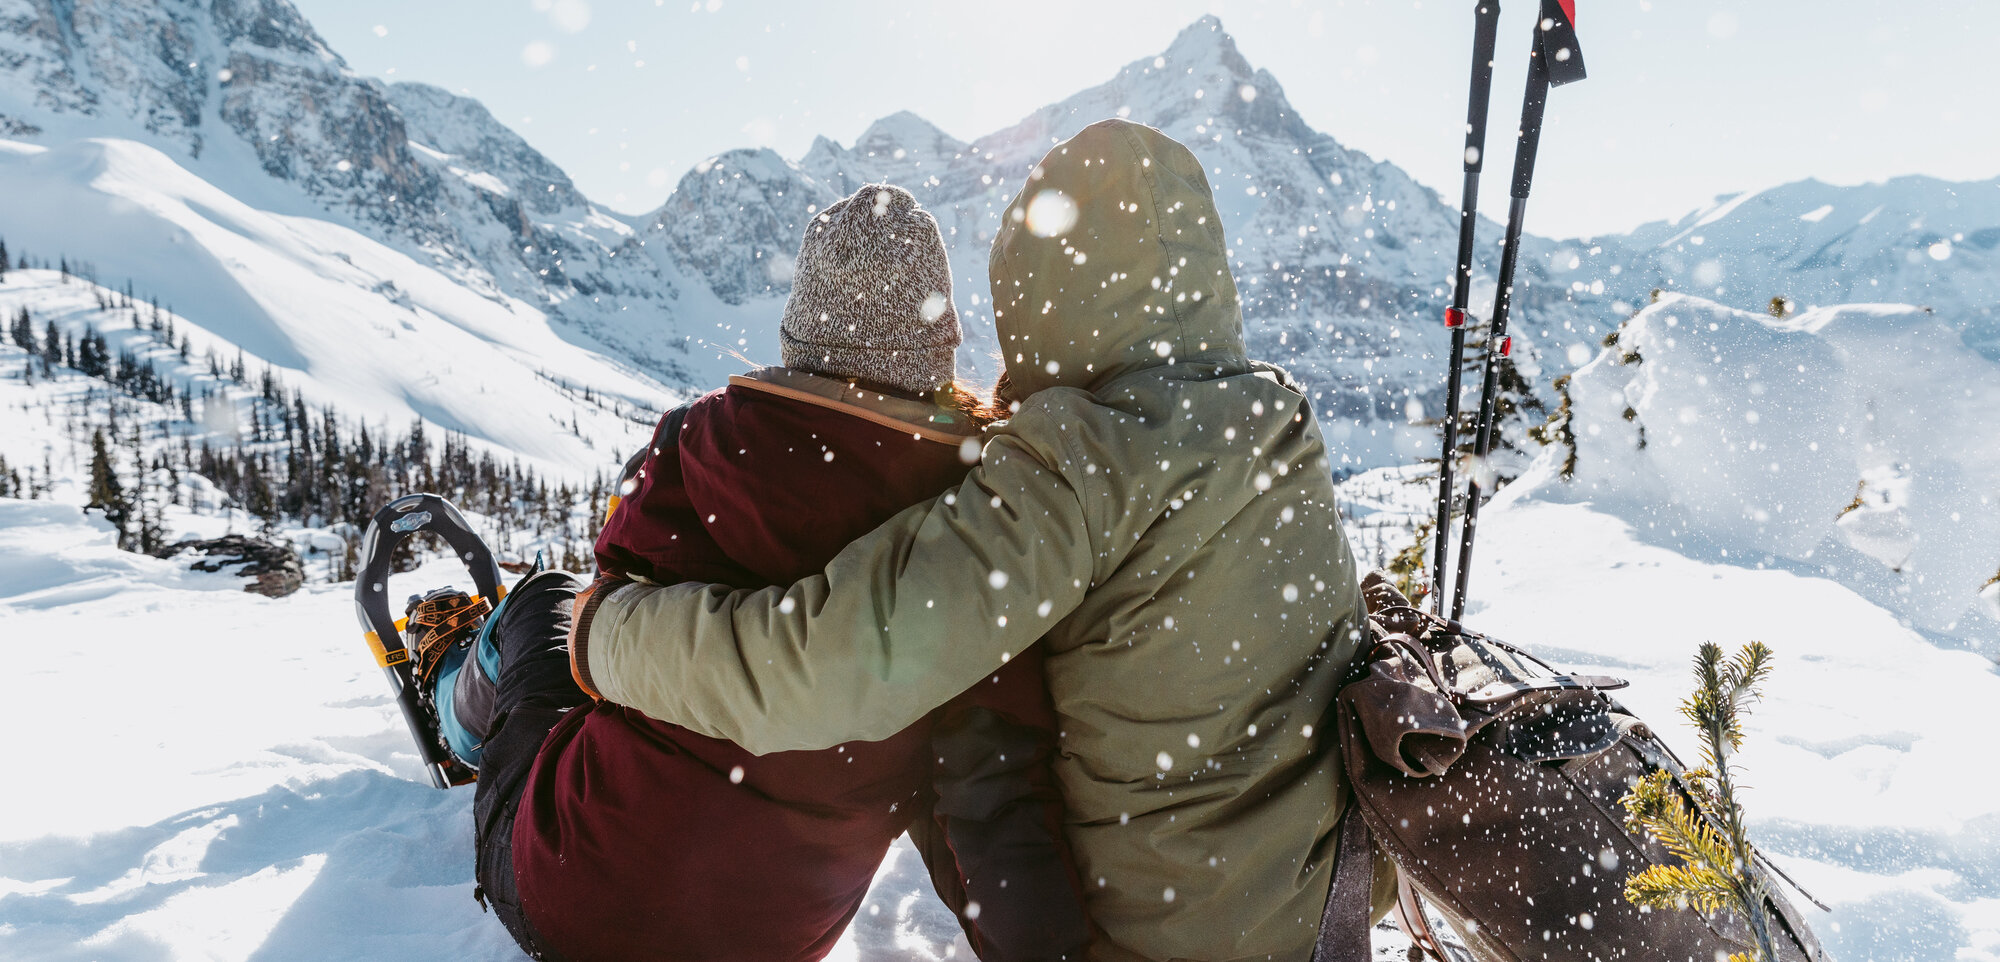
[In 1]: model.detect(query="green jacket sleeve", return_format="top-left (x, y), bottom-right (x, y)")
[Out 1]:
top-left (580, 423), bottom-right (1095, 755)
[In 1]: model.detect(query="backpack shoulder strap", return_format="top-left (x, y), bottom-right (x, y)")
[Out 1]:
top-left (1311, 804), bottom-right (1376, 962)
top-left (608, 400), bottom-right (696, 522)
top-left (619, 400), bottom-right (695, 482)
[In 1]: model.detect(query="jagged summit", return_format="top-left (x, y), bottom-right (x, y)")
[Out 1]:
top-left (645, 147), bottom-right (838, 306)
top-left (1159, 14), bottom-right (1254, 78)
top-left (0, 0), bottom-right (345, 153)
top-left (854, 111), bottom-right (966, 158)
top-left (389, 82), bottom-right (590, 216)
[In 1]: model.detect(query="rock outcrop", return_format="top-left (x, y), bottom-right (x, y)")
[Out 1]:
top-left (157, 535), bottom-right (305, 598)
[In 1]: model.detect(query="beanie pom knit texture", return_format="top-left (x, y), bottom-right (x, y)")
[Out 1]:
top-left (780, 184), bottom-right (960, 396)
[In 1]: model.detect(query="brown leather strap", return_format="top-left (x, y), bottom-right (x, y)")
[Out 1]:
top-left (1311, 801), bottom-right (1374, 962)
top-left (1393, 871), bottom-right (1450, 960)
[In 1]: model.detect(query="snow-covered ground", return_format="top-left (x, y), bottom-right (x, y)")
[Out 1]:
top-left (0, 500), bottom-right (979, 961)
top-left (5, 465), bottom-right (1993, 959)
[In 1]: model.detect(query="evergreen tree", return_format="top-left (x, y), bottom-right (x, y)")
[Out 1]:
top-left (0, 238), bottom-right (8, 283)
top-left (242, 455), bottom-right (277, 531)
top-left (1409, 323), bottom-right (1548, 551)
top-left (10, 307), bottom-right (34, 351)
top-left (77, 329), bottom-right (109, 378)
top-left (40, 320), bottom-right (61, 369)
top-left (87, 428), bottom-right (131, 547)
top-left (1622, 642), bottom-right (1782, 962)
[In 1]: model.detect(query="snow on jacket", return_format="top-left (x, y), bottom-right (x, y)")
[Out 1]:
top-left (513, 367), bottom-right (1085, 962)
top-left (575, 120), bottom-right (1367, 962)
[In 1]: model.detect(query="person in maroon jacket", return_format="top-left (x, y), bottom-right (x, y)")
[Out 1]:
top-left (455, 184), bottom-right (1090, 962)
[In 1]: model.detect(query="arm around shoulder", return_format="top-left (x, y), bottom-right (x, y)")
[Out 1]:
top-left (582, 427), bottom-right (1096, 755)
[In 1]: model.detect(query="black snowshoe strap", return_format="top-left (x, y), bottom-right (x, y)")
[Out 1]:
top-left (1311, 802), bottom-right (1375, 962)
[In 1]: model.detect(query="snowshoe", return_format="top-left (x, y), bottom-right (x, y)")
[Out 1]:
top-left (354, 493), bottom-right (506, 789)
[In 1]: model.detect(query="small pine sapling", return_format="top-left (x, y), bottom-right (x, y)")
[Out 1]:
top-left (1620, 641), bottom-right (1781, 962)
top-left (1386, 519), bottom-right (1434, 606)
top-left (1526, 374), bottom-right (1578, 479)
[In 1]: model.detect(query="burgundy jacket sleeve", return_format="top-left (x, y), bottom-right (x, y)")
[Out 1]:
top-left (929, 646), bottom-right (1092, 961)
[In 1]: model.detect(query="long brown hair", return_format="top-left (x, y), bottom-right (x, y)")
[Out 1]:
top-left (833, 372), bottom-right (1014, 429)
top-left (939, 370), bottom-right (1018, 428)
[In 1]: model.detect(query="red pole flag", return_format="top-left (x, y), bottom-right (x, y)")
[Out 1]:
top-left (1538, 0), bottom-right (1587, 86)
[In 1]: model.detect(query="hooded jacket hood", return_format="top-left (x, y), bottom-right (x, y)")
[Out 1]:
top-left (989, 120), bottom-right (1249, 398)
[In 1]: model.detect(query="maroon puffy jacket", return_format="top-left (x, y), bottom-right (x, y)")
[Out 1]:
top-left (511, 368), bottom-right (1085, 962)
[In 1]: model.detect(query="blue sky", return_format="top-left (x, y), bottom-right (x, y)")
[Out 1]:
top-left (290, 0), bottom-right (1999, 239)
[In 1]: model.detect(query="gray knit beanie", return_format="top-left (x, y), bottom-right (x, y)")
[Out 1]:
top-left (780, 184), bottom-right (960, 396)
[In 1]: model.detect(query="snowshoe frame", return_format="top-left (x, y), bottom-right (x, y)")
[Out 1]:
top-left (354, 493), bottom-right (506, 789)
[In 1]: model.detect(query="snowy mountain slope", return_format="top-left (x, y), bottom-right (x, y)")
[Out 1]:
top-left (0, 0), bottom-right (739, 391)
top-left (1613, 176), bottom-right (2000, 360)
top-left (1504, 292), bottom-right (2000, 642)
top-left (639, 147), bottom-right (840, 308)
top-left (0, 164), bottom-right (658, 481)
top-left (0, 0), bottom-right (456, 254)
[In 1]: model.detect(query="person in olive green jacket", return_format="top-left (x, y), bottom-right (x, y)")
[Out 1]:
top-left (572, 119), bottom-right (1372, 962)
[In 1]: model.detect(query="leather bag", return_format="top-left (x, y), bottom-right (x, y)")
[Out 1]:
top-left (1331, 573), bottom-right (1828, 962)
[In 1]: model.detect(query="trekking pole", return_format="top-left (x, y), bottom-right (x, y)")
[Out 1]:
top-left (1428, 1), bottom-right (1504, 617)
top-left (1451, 0), bottom-right (1587, 623)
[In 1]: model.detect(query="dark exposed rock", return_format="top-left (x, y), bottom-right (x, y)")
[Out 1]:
top-left (156, 535), bottom-right (305, 598)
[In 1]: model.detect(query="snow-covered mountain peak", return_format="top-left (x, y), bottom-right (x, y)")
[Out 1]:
top-left (0, 0), bottom-right (345, 155)
top-left (795, 110), bottom-right (968, 198)
top-left (646, 146), bottom-right (838, 306)
top-left (1159, 15), bottom-right (1247, 73)
top-left (853, 110), bottom-right (966, 163)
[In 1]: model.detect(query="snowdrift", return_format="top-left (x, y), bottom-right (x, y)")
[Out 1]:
top-left (1505, 293), bottom-right (2000, 639)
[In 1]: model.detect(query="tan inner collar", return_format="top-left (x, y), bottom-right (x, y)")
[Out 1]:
top-left (729, 368), bottom-right (982, 445)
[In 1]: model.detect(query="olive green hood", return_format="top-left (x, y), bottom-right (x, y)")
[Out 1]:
top-left (990, 120), bottom-right (1249, 398)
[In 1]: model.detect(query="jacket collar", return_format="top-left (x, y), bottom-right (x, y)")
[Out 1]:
top-left (729, 367), bottom-right (983, 444)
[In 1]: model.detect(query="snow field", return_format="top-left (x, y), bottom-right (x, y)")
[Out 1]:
top-left (0, 500), bottom-right (978, 962)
